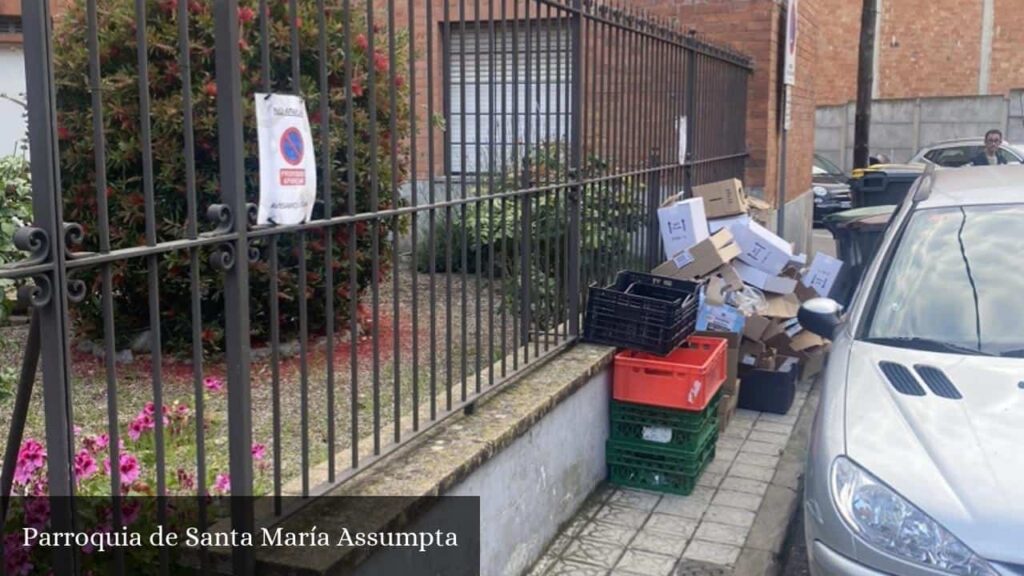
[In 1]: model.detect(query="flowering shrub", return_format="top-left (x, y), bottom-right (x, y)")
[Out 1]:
top-left (3, 377), bottom-right (267, 573)
top-left (0, 155), bottom-right (32, 326)
top-left (52, 0), bottom-right (411, 352)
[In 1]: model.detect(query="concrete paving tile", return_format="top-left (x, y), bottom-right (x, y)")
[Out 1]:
top-left (579, 519), bottom-right (642, 547)
top-left (655, 493), bottom-right (712, 519)
top-left (733, 410), bottom-right (759, 422)
top-left (721, 426), bottom-right (750, 441)
top-left (615, 548), bottom-right (678, 576)
top-left (720, 476), bottom-right (769, 496)
top-left (643, 513), bottom-right (698, 537)
top-left (563, 537), bottom-right (626, 569)
top-left (702, 505), bottom-right (757, 529)
top-left (734, 452), bottom-right (780, 469)
top-left (682, 540), bottom-right (742, 566)
top-left (696, 472), bottom-right (724, 488)
top-left (693, 521), bottom-right (750, 547)
top-left (746, 431), bottom-right (789, 447)
top-left (548, 558), bottom-right (614, 576)
top-left (711, 489), bottom-right (762, 512)
top-left (728, 463), bottom-right (776, 483)
top-left (704, 458), bottom-right (732, 476)
top-left (752, 421), bottom-right (792, 435)
top-left (674, 559), bottom-right (731, 576)
top-left (714, 447), bottom-right (738, 464)
top-left (608, 489), bottom-right (662, 512)
top-left (756, 412), bottom-right (798, 425)
top-left (630, 528), bottom-right (689, 557)
top-left (740, 440), bottom-right (785, 457)
top-left (527, 551), bottom-right (560, 576)
top-left (716, 436), bottom-right (744, 450)
top-left (729, 548), bottom-right (776, 576)
top-left (595, 505), bottom-right (653, 529)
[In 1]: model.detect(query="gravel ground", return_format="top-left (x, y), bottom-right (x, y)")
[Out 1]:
top-left (0, 259), bottom-right (560, 496)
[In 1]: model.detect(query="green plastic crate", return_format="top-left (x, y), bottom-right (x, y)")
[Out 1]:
top-left (606, 431), bottom-right (718, 496)
top-left (609, 392), bottom-right (722, 453)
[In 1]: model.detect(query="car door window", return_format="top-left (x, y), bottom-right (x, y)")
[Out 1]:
top-left (996, 148), bottom-right (1021, 164)
top-left (924, 146), bottom-right (982, 167)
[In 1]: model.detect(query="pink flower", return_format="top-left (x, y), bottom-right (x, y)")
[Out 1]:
top-left (74, 450), bottom-right (97, 482)
top-left (104, 453), bottom-right (141, 486)
top-left (143, 402), bottom-right (156, 417)
top-left (122, 499), bottom-right (142, 525)
top-left (354, 33), bottom-right (369, 51)
top-left (73, 425), bottom-right (83, 437)
top-left (251, 443), bottom-right (266, 462)
top-left (14, 439), bottom-right (46, 486)
top-left (23, 497), bottom-right (50, 530)
top-left (213, 473), bottom-right (231, 495)
top-left (373, 52), bottom-right (389, 74)
top-left (4, 533), bottom-right (33, 576)
top-left (82, 433), bottom-right (108, 454)
top-left (203, 376), bottom-right (224, 393)
top-left (238, 5), bottom-right (255, 23)
top-left (176, 468), bottom-right (195, 491)
top-left (127, 413), bottom-right (155, 442)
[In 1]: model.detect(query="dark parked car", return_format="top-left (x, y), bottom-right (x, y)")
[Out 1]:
top-left (812, 154), bottom-right (852, 224)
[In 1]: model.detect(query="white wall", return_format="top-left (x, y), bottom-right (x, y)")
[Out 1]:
top-left (0, 45), bottom-right (27, 157)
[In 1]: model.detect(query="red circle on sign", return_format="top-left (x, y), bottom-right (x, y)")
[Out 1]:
top-left (280, 127), bottom-right (304, 166)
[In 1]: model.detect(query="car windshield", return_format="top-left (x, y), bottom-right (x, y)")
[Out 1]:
top-left (814, 154), bottom-right (844, 176)
top-left (865, 204), bottom-right (1024, 356)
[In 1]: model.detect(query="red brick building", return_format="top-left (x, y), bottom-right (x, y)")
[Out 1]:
top-left (815, 0), bottom-right (1024, 105)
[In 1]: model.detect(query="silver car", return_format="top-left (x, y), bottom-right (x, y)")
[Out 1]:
top-left (797, 165), bottom-right (1024, 576)
top-left (909, 138), bottom-right (1024, 167)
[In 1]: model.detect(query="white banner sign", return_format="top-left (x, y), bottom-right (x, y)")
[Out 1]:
top-left (784, 0), bottom-right (799, 86)
top-left (255, 93), bottom-right (317, 226)
top-left (678, 116), bottom-right (688, 165)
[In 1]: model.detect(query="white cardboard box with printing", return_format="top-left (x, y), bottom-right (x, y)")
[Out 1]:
top-left (733, 261), bottom-right (798, 294)
top-left (657, 196), bottom-right (709, 260)
top-left (731, 219), bottom-right (793, 275)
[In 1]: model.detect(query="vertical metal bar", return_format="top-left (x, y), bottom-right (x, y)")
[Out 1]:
top-left (544, 4), bottom-right (556, 350)
top-left (0, 312), bottom-right (38, 520)
top-left (684, 42), bottom-right (696, 193)
top-left (407, 0), bottom-right (420, 430)
top-left (567, 0), bottom-right (582, 337)
top-left (21, 20), bottom-right (77, 576)
top-left (487, 0), bottom-right (496, 387)
top-left (646, 150), bottom-right (661, 270)
top-left (314, 0), bottom-right (337, 484)
top-left (458, 0), bottom-right (469, 402)
top-left (443, 0), bottom-right (454, 413)
top-left (511, 0), bottom-right (520, 371)
top-left (600, 11), bottom-right (613, 284)
top-left (529, 0), bottom-right (540, 360)
top-left (367, 0), bottom-right (382, 454)
top-left (213, 1), bottom-right (254, 572)
top-left (474, 0), bottom-right (484, 394)
top-left (178, 0), bottom-right (208, 566)
top-left (388, 0), bottom-right (402, 441)
top-left (499, 6), bottom-right (508, 380)
top-left (342, 0), bottom-right (360, 470)
top-left (426, 0), bottom-right (438, 422)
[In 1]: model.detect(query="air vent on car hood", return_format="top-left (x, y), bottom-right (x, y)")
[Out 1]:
top-left (913, 365), bottom-right (963, 399)
top-left (878, 361), bottom-right (926, 396)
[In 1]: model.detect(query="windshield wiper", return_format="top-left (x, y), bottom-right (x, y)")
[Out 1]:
top-left (863, 337), bottom-right (995, 357)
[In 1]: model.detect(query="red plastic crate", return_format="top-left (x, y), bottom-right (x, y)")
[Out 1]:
top-left (613, 336), bottom-right (728, 411)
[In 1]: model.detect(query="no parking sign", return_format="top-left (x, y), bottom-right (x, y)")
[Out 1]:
top-left (255, 93), bottom-right (317, 225)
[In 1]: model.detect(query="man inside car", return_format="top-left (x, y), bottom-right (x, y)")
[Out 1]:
top-left (970, 129), bottom-right (1008, 166)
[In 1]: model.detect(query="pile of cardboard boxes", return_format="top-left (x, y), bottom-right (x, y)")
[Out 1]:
top-left (653, 179), bottom-right (844, 428)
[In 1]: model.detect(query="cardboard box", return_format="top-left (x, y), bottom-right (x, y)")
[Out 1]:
top-left (801, 349), bottom-right (829, 380)
top-left (709, 214), bottom-right (752, 235)
top-left (657, 195), bottom-right (709, 260)
top-left (763, 293), bottom-right (802, 319)
top-left (802, 252), bottom-right (844, 298)
top-left (695, 330), bottom-right (741, 397)
top-left (764, 318), bottom-right (804, 349)
top-left (732, 220), bottom-right (793, 275)
top-left (739, 338), bottom-right (767, 369)
top-left (652, 229), bottom-right (741, 280)
top-left (733, 261), bottom-right (798, 294)
top-left (742, 314), bottom-right (772, 341)
top-left (697, 300), bottom-right (746, 334)
top-left (709, 264), bottom-right (744, 293)
top-left (692, 179), bottom-right (748, 219)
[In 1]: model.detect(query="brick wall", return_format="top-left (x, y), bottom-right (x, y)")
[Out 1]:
top-left (816, 0), bottom-right (1024, 105)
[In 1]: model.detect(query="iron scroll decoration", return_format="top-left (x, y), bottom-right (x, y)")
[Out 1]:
top-left (207, 202), bottom-right (262, 272)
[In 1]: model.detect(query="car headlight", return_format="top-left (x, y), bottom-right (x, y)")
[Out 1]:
top-left (813, 185), bottom-right (829, 197)
top-left (831, 457), bottom-right (997, 576)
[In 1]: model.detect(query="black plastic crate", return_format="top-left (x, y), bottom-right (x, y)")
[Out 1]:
top-left (583, 271), bottom-right (699, 356)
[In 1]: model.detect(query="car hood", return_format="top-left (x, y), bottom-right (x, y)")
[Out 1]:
top-left (844, 341), bottom-right (1024, 563)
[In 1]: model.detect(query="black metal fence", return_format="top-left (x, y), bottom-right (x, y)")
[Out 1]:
top-left (0, 0), bottom-right (748, 573)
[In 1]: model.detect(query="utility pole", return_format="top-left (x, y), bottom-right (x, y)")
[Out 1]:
top-left (853, 0), bottom-right (877, 169)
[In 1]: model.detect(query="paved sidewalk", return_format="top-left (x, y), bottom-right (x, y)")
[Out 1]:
top-left (526, 378), bottom-right (816, 576)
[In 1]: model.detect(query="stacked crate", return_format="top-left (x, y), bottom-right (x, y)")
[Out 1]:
top-left (582, 272), bottom-right (727, 497)
top-left (605, 336), bottom-right (727, 495)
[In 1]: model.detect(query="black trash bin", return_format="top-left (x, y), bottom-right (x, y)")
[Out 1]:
top-left (823, 206), bottom-right (896, 307)
top-left (848, 164), bottom-right (925, 208)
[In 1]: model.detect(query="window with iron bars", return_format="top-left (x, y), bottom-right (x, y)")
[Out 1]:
top-left (444, 19), bottom-right (572, 175)
top-left (0, 15), bottom-right (22, 35)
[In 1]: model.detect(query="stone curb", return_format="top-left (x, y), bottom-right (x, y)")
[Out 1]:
top-left (730, 381), bottom-right (821, 576)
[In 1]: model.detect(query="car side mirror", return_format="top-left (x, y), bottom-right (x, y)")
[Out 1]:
top-left (798, 298), bottom-right (844, 340)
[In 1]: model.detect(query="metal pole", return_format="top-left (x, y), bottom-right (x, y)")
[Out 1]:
top-left (21, 0), bottom-right (77, 572)
top-left (568, 0), bottom-right (584, 336)
top-left (683, 38), bottom-right (697, 194)
top-left (212, 1), bottom-right (254, 573)
top-left (646, 150), bottom-right (662, 270)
